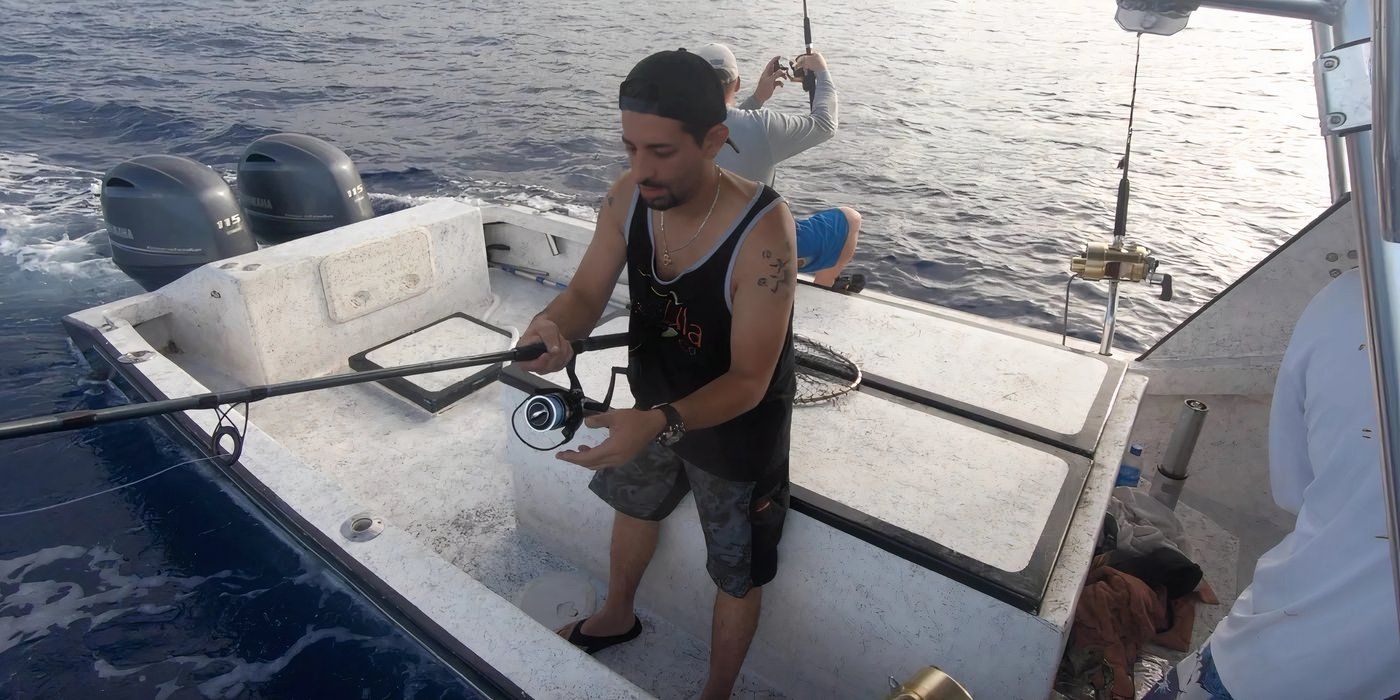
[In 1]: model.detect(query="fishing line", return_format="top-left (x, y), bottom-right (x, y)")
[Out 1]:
top-left (0, 453), bottom-right (224, 518)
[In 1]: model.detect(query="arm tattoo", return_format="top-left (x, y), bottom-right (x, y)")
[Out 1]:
top-left (607, 194), bottom-right (615, 208)
top-left (756, 249), bottom-right (793, 293)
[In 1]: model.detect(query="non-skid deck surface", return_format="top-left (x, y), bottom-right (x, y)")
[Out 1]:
top-left (189, 270), bottom-right (784, 699)
top-left (795, 289), bottom-right (1122, 452)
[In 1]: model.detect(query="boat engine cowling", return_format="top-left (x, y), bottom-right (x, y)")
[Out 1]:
top-left (237, 133), bottom-right (373, 244)
top-left (101, 155), bottom-right (257, 291)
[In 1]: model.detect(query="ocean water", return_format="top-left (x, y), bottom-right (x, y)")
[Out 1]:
top-left (1, 0), bottom-right (1331, 695)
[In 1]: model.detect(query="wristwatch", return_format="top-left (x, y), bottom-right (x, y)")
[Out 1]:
top-left (653, 403), bottom-right (685, 446)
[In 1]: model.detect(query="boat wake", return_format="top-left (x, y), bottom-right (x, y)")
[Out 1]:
top-left (0, 545), bottom-right (235, 656)
top-left (0, 152), bottom-right (117, 280)
top-left (0, 151), bottom-right (599, 286)
top-left (0, 543), bottom-right (449, 699)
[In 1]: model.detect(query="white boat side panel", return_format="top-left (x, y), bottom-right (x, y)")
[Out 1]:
top-left (320, 227), bottom-right (435, 323)
top-left (128, 201), bottom-right (495, 386)
top-left (363, 315), bottom-right (514, 393)
top-left (1139, 199), bottom-right (1356, 372)
top-left (795, 288), bottom-right (1109, 436)
top-left (83, 319), bottom-right (651, 699)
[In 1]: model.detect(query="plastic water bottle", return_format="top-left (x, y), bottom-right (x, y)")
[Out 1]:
top-left (1116, 443), bottom-right (1144, 488)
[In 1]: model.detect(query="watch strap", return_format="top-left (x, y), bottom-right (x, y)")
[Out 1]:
top-left (656, 403), bottom-right (684, 433)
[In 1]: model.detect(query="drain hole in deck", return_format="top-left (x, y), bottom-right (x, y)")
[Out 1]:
top-left (341, 512), bottom-right (385, 541)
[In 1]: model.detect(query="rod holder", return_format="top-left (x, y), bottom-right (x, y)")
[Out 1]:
top-left (1066, 240), bottom-right (1172, 355)
top-left (1151, 399), bottom-right (1210, 510)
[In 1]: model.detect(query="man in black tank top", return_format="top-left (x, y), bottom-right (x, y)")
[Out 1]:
top-left (514, 50), bottom-right (796, 699)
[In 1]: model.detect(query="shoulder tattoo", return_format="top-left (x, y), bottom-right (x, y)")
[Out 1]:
top-left (757, 249), bottom-right (793, 293)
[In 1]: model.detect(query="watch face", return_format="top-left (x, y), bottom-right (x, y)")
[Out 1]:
top-left (658, 426), bottom-right (683, 446)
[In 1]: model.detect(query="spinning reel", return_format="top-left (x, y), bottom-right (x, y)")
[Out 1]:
top-left (513, 357), bottom-right (627, 451)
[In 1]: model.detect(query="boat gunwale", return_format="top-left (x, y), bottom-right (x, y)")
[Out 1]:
top-left (62, 312), bottom-right (537, 700)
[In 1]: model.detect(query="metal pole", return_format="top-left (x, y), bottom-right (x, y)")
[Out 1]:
top-left (1314, 19), bottom-right (1351, 200)
top-left (1371, 0), bottom-right (1400, 637)
top-left (1152, 399), bottom-right (1210, 510)
top-left (1100, 279), bottom-right (1121, 355)
top-left (1333, 0), bottom-right (1400, 636)
top-left (1198, 0), bottom-right (1342, 22)
top-left (1380, 0), bottom-right (1399, 240)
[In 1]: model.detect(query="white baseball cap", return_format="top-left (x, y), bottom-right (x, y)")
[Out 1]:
top-left (695, 43), bottom-right (739, 84)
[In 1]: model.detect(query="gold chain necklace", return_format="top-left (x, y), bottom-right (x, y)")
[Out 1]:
top-left (659, 168), bottom-right (722, 268)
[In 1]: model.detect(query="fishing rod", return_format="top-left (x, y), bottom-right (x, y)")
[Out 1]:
top-left (1111, 31), bottom-right (1142, 246)
top-left (793, 0), bottom-right (816, 107)
top-left (0, 332), bottom-right (631, 441)
top-left (1064, 32), bottom-right (1172, 355)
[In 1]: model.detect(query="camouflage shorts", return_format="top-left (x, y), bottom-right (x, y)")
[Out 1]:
top-left (589, 442), bottom-right (789, 598)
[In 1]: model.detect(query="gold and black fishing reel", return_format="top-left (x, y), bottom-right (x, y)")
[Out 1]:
top-left (885, 666), bottom-right (974, 700)
top-left (1070, 240), bottom-right (1160, 287)
top-left (1063, 238), bottom-right (1173, 355)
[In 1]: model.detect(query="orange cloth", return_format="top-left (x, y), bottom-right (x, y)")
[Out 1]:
top-left (1071, 561), bottom-right (1169, 700)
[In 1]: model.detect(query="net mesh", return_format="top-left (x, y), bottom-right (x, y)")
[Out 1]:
top-left (793, 334), bottom-right (862, 405)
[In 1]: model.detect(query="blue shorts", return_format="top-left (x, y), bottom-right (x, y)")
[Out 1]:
top-left (1142, 644), bottom-right (1234, 700)
top-left (796, 209), bottom-right (849, 273)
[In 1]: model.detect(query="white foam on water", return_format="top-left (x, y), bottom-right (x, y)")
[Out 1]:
top-left (496, 191), bottom-right (598, 222)
top-left (0, 152), bottom-right (602, 287)
top-left (196, 627), bottom-right (361, 697)
top-left (89, 626), bottom-right (370, 698)
top-left (0, 151), bottom-right (119, 281)
top-left (450, 176), bottom-right (600, 223)
top-left (373, 183), bottom-right (600, 224)
top-left (0, 545), bottom-right (225, 655)
top-left (3, 543), bottom-right (377, 696)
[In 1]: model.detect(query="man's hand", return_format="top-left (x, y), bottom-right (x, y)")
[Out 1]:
top-left (794, 51), bottom-right (828, 74)
top-left (514, 315), bottom-right (573, 374)
top-left (752, 55), bottom-right (788, 106)
top-left (556, 409), bottom-right (666, 470)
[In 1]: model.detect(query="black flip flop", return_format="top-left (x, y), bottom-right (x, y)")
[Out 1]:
top-left (564, 615), bottom-right (643, 655)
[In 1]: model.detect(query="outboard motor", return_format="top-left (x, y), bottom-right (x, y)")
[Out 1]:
top-left (236, 133), bottom-right (373, 244)
top-left (101, 155), bottom-right (257, 291)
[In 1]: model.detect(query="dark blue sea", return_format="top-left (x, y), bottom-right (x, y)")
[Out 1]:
top-left (1, 0), bottom-right (1331, 696)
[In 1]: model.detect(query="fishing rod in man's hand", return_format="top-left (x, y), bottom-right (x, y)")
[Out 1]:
top-left (0, 332), bottom-right (631, 441)
top-left (792, 0), bottom-right (816, 107)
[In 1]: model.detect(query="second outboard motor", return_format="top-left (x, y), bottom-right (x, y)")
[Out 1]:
top-left (101, 155), bottom-right (257, 291)
top-left (237, 133), bottom-right (373, 244)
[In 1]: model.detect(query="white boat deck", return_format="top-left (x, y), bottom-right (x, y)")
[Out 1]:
top-left (62, 200), bottom-right (1168, 698)
top-left (159, 264), bottom-right (1121, 697)
top-left (168, 268), bottom-right (782, 698)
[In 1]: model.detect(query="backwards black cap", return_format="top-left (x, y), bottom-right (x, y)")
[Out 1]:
top-left (619, 49), bottom-right (728, 129)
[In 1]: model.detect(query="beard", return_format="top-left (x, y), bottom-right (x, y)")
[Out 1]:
top-left (639, 178), bottom-right (690, 211)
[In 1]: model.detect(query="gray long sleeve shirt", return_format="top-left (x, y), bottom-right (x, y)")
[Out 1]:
top-left (715, 69), bottom-right (838, 187)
